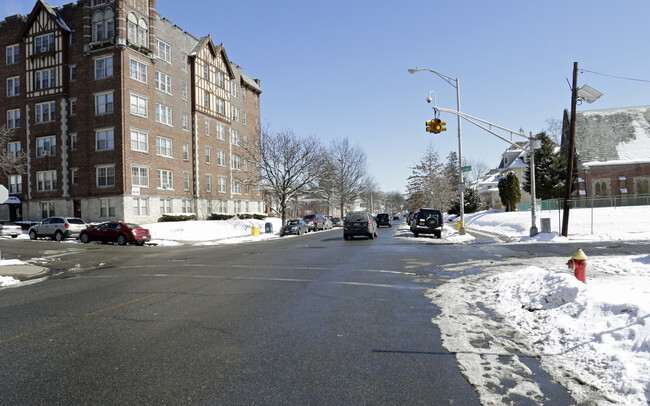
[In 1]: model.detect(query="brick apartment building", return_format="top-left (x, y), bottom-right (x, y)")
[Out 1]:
top-left (0, 0), bottom-right (263, 223)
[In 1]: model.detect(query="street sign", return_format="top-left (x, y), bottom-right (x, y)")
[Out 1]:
top-left (461, 165), bottom-right (472, 173)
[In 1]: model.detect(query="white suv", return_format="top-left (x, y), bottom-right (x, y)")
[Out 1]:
top-left (28, 217), bottom-right (87, 241)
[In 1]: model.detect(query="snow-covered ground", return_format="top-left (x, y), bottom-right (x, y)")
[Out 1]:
top-left (1, 207), bottom-right (649, 405)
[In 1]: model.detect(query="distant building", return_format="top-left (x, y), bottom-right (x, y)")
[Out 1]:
top-left (0, 0), bottom-right (263, 223)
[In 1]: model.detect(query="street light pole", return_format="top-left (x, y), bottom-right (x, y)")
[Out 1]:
top-left (409, 67), bottom-right (465, 235)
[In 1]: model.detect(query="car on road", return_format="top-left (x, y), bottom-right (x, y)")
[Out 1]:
top-left (28, 216), bottom-right (87, 241)
top-left (0, 220), bottom-right (22, 238)
top-left (280, 219), bottom-right (309, 236)
top-left (410, 208), bottom-right (444, 238)
top-left (79, 221), bottom-right (151, 245)
top-left (343, 211), bottom-right (378, 240)
top-left (303, 214), bottom-right (326, 232)
top-left (376, 213), bottom-right (392, 227)
top-left (331, 217), bottom-right (343, 227)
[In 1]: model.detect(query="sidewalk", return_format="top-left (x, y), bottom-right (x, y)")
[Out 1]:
top-left (0, 263), bottom-right (50, 282)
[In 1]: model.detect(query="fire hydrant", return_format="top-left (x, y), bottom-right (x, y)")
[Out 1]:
top-left (567, 248), bottom-right (588, 283)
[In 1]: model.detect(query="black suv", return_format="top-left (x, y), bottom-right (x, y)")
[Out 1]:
top-left (343, 211), bottom-right (378, 240)
top-left (410, 208), bottom-right (443, 238)
top-left (376, 213), bottom-right (392, 227)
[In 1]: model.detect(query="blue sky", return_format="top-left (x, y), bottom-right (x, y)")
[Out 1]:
top-left (6, 0), bottom-right (650, 193)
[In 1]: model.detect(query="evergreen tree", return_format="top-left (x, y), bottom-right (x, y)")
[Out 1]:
top-left (523, 132), bottom-right (566, 200)
top-left (448, 187), bottom-right (481, 215)
top-left (498, 171), bottom-right (521, 212)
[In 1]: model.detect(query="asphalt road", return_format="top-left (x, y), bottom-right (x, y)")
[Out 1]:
top-left (1, 223), bottom-right (646, 405)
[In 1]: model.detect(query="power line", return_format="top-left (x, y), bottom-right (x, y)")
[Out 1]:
top-left (580, 69), bottom-right (650, 84)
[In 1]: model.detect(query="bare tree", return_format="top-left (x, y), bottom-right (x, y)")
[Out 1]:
top-left (544, 117), bottom-right (562, 144)
top-left (0, 125), bottom-right (26, 178)
top-left (467, 159), bottom-right (491, 185)
top-left (328, 137), bottom-right (369, 216)
top-left (406, 143), bottom-right (452, 210)
top-left (384, 191), bottom-right (406, 214)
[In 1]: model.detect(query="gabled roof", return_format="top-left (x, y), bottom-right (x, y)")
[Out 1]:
top-left (576, 106), bottom-right (650, 166)
top-left (241, 72), bottom-right (262, 93)
top-left (21, 0), bottom-right (71, 39)
top-left (189, 36), bottom-right (235, 79)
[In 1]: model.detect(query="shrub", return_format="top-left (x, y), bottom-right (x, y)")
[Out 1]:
top-left (159, 214), bottom-right (197, 222)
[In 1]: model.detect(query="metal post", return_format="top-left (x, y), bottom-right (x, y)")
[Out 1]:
top-left (562, 61), bottom-right (579, 237)
top-left (529, 131), bottom-right (538, 236)
top-left (456, 78), bottom-right (466, 235)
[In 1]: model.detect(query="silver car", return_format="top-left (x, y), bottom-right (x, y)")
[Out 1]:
top-left (28, 216), bottom-right (87, 241)
top-left (0, 221), bottom-right (22, 238)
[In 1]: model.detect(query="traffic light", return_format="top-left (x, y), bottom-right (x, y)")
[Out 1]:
top-left (438, 120), bottom-right (447, 132)
top-left (426, 118), bottom-right (447, 134)
top-left (426, 119), bottom-right (436, 133)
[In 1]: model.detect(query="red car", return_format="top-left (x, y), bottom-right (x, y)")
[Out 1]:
top-left (79, 221), bottom-right (151, 246)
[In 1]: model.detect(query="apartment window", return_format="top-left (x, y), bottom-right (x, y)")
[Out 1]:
top-left (181, 199), bottom-right (192, 213)
top-left (70, 168), bottom-right (79, 186)
top-left (231, 154), bottom-right (241, 170)
top-left (6, 44), bottom-right (19, 65)
top-left (181, 83), bottom-right (188, 101)
top-left (155, 136), bottom-right (173, 157)
top-left (92, 9), bottom-right (114, 41)
top-left (130, 93), bottom-right (148, 117)
top-left (95, 128), bottom-right (114, 151)
top-left (69, 64), bottom-right (77, 81)
top-left (242, 111), bottom-right (247, 125)
top-left (37, 170), bottom-right (57, 191)
top-left (205, 146), bottom-right (212, 164)
top-left (69, 133), bottom-right (78, 150)
top-left (216, 199), bottom-right (227, 213)
top-left (215, 149), bottom-right (226, 167)
top-left (96, 164), bottom-right (115, 187)
top-left (35, 68), bottom-right (56, 90)
top-left (36, 136), bottom-right (56, 157)
top-left (203, 62), bottom-right (209, 80)
top-left (156, 39), bottom-right (171, 63)
top-left (133, 197), bottom-right (149, 216)
top-left (69, 31), bottom-right (76, 45)
top-left (8, 141), bottom-right (21, 160)
top-left (95, 91), bottom-right (114, 115)
top-left (217, 176), bottom-right (227, 193)
top-left (216, 71), bottom-right (224, 87)
top-left (242, 88), bottom-right (247, 103)
top-left (216, 124), bottom-right (226, 140)
top-left (70, 99), bottom-right (77, 115)
top-left (231, 129), bottom-right (240, 146)
top-left (131, 165), bottom-right (149, 187)
top-left (130, 129), bottom-right (148, 152)
top-left (234, 200), bottom-right (241, 214)
top-left (231, 106), bottom-right (240, 122)
top-left (35, 33), bottom-right (55, 54)
top-left (154, 71), bottom-right (172, 94)
top-left (180, 53), bottom-right (188, 71)
top-left (204, 90), bottom-right (210, 108)
top-left (182, 113), bottom-right (189, 130)
top-left (204, 119), bottom-right (210, 135)
top-left (182, 142), bottom-right (189, 161)
top-left (99, 198), bottom-right (115, 217)
top-left (7, 109), bottom-right (20, 129)
top-left (95, 55), bottom-right (113, 79)
top-left (41, 201), bottom-right (55, 218)
top-left (127, 14), bottom-right (148, 47)
top-left (157, 170), bottom-right (173, 189)
top-left (206, 174), bottom-right (213, 192)
top-left (242, 134), bottom-right (248, 147)
top-left (206, 199), bottom-right (213, 214)
top-left (35, 101), bottom-right (56, 123)
top-left (6, 76), bottom-right (19, 97)
top-left (9, 174), bottom-right (22, 194)
top-left (231, 82), bottom-right (239, 98)
top-left (183, 172), bottom-right (190, 191)
top-left (216, 98), bottom-right (225, 115)
top-left (129, 58), bottom-right (147, 82)
top-left (160, 198), bottom-right (173, 214)
top-left (155, 104), bottom-right (173, 126)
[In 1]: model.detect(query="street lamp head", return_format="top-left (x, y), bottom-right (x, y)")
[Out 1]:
top-left (408, 68), bottom-right (421, 74)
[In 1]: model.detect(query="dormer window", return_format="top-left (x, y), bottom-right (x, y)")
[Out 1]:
top-left (35, 33), bottom-right (55, 54)
top-left (92, 8), bottom-right (115, 42)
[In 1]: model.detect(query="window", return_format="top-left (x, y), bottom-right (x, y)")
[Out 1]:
top-left (182, 113), bottom-right (189, 130)
top-left (127, 13), bottom-right (148, 47)
top-left (69, 64), bottom-right (77, 81)
top-left (216, 98), bottom-right (225, 115)
top-left (7, 109), bottom-right (20, 129)
top-left (182, 199), bottom-right (192, 213)
top-left (181, 83), bottom-right (188, 101)
top-left (182, 142), bottom-right (189, 161)
top-left (37, 170), bottom-right (57, 191)
top-left (131, 165), bottom-right (149, 187)
top-left (35, 101), bottom-right (56, 123)
top-left (205, 146), bottom-right (211, 164)
top-left (131, 129), bottom-right (148, 152)
top-left (70, 168), bottom-right (79, 185)
top-left (95, 55), bottom-right (113, 79)
top-left (92, 9), bottom-right (114, 42)
top-left (155, 136), bottom-right (173, 157)
top-left (594, 180), bottom-right (609, 197)
top-left (133, 197), bottom-right (149, 216)
top-left (129, 58), bottom-right (147, 82)
top-left (95, 128), bottom-right (114, 150)
top-left (234, 200), bottom-right (241, 213)
top-left (95, 91), bottom-right (114, 115)
top-left (203, 62), bottom-right (209, 80)
top-left (216, 71), bottom-right (224, 87)
top-left (9, 175), bottom-right (22, 194)
top-left (231, 82), bottom-right (239, 98)
top-left (183, 172), bottom-right (190, 191)
top-left (160, 198), bottom-right (173, 214)
top-left (6, 44), bottom-right (19, 65)
top-left (204, 90), bottom-right (210, 108)
top-left (231, 155), bottom-right (241, 170)
top-left (69, 133), bottom-right (78, 150)
top-left (35, 33), bottom-right (55, 54)
top-left (158, 170), bottom-right (173, 189)
top-left (204, 119), bottom-right (210, 135)
top-left (70, 99), bottom-right (77, 115)
top-left (231, 106), bottom-right (240, 122)
top-left (36, 136), bottom-right (56, 157)
top-left (156, 39), bottom-right (171, 63)
top-left (231, 129), bottom-right (240, 146)
top-left (154, 71), bottom-right (172, 94)
top-left (96, 164), bottom-right (115, 187)
top-left (216, 124), bottom-right (226, 140)
top-left (8, 141), bottom-right (21, 160)
top-left (217, 176), bottom-right (227, 193)
top-left (35, 68), bottom-right (56, 90)
top-left (217, 149), bottom-right (226, 167)
top-left (216, 199), bottom-right (227, 213)
top-left (6, 76), bottom-right (19, 97)
top-left (99, 198), bottom-right (115, 217)
top-left (130, 93), bottom-right (148, 117)
top-left (242, 111), bottom-right (247, 125)
top-left (242, 88), bottom-right (247, 103)
top-left (206, 174), bottom-right (212, 192)
top-left (635, 177), bottom-right (649, 195)
top-left (155, 103), bottom-right (173, 126)
top-left (41, 201), bottom-right (55, 218)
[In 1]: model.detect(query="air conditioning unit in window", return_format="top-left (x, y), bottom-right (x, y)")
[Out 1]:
top-left (38, 148), bottom-right (49, 156)
top-left (41, 46), bottom-right (49, 53)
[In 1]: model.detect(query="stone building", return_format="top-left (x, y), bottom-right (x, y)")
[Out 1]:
top-left (0, 0), bottom-right (263, 223)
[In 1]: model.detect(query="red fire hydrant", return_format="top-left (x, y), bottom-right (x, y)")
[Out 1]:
top-left (567, 248), bottom-right (588, 283)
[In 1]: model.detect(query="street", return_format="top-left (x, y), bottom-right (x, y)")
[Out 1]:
top-left (1, 224), bottom-right (644, 405)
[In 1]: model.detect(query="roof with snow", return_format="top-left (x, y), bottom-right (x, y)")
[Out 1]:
top-left (576, 106), bottom-right (650, 166)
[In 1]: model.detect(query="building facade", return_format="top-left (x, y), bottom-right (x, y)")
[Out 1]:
top-left (0, 0), bottom-right (263, 223)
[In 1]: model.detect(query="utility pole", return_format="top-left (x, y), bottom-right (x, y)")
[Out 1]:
top-left (562, 62), bottom-right (579, 237)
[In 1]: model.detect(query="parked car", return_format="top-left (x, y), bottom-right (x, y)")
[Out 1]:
top-left (28, 216), bottom-right (87, 241)
top-left (323, 217), bottom-right (333, 230)
top-left (79, 221), bottom-right (151, 245)
top-left (343, 211), bottom-right (378, 240)
top-left (331, 217), bottom-right (343, 227)
top-left (392, 214), bottom-right (400, 221)
top-left (0, 220), bottom-right (22, 238)
top-left (376, 213), bottom-right (392, 227)
top-left (410, 208), bottom-right (444, 238)
top-left (406, 211), bottom-right (416, 226)
top-left (303, 214), bottom-right (326, 232)
top-left (280, 219), bottom-right (309, 236)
